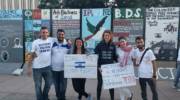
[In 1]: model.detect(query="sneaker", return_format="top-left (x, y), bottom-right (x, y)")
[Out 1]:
top-left (127, 93), bottom-right (133, 100)
top-left (77, 96), bottom-right (81, 100)
top-left (87, 94), bottom-right (93, 100)
top-left (172, 85), bottom-right (177, 89)
top-left (177, 88), bottom-right (180, 92)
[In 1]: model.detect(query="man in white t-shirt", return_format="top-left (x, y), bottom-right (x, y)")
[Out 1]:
top-left (133, 36), bottom-right (158, 100)
top-left (51, 29), bottom-right (71, 100)
top-left (27, 27), bottom-right (53, 100)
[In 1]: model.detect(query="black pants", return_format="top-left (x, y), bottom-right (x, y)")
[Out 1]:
top-left (72, 78), bottom-right (88, 99)
top-left (97, 69), bottom-right (114, 100)
top-left (139, 78), bottom-right (158, 100)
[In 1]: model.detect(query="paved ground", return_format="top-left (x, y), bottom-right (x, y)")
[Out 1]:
top-left (0, 74), bottom-right (179, 100)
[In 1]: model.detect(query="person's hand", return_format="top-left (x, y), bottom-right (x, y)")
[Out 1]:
top-left (67, 39), bottom-right (72, 46)
top-left (134, 64), bottom-right (139, 67)
top-left (152, 75), bottom-right (157, 82)
top-left (119, 63), bottom-right (124, 67)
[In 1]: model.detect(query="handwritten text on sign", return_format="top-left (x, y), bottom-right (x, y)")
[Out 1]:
top-left (101, 63), bottom-right (136, 89)
top-left (64, 54), bottom-right (98, 78)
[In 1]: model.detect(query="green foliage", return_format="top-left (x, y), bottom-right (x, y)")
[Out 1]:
top-left (38, 0), bottom-right (180, 8)
top-left (38, 0), bottom-right (60, 9)
top-left (116, 0), bottom-right (162, 7)
top-left (63, 0), bottom-right (105, 8)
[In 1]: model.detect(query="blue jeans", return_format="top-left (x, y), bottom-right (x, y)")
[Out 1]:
top-left (139, 78), bottom-right (158, 100)
top-left (33, 66), bottom-right (52, 100)
top-left (52, 71), bottom-right (67, 100)
top-left (174, 62), bottom-right (180, 88)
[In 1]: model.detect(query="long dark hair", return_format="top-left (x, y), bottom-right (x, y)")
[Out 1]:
top-left (102, 30), bottom-right (113, 43)
top-left (73, 37), bottom-right (85, 54)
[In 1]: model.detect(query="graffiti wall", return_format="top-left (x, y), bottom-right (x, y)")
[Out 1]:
top-left (52, 9), bottom-right (80, 40)
top-left (0, 8), bottom-right (180, 62)
top-left (0, 10), bottom-right (23, 63)
top-left (113, 8), bottom-right (144, 46)
top-left (82, 8), bottom-right (111, 53)
top-left (145, 7), bottom-right (179, 60)
top-left (24, 9), bottom-right (51, 61)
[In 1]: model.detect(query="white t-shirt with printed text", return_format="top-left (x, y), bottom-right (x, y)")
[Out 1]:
top-left (31, 37), bottom-right (54, 69)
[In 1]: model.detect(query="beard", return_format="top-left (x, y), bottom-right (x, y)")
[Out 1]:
top-left (138, 46), bottom-right (144, 50)
top-left (58, 37), bottom-right (64, 42)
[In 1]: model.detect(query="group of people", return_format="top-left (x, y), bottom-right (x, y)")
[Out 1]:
top-left (27, 26), bottom-right (159, 100)
top-left (27, 27), bottom-right (92, 100)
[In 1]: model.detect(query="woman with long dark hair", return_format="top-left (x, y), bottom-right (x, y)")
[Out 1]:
top-left (95, 30), bottom-right (117, 100)
top-left (72, 37), bottom-right (92, 100)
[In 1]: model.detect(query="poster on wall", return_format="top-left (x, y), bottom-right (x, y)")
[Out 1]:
top-left (52, 9), bottom-right (80, 40)
top-left (145, 7), bottom-right (179, 60)
top-left (24, 9), bottom-right (50, 62)
top-left (82, 8), bottom-right (111, 53)
top-left (113, 8), bottom-right (144, 46)
top-left (0, 10), bottom-right (23, 63)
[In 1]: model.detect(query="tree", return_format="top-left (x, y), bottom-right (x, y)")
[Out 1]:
top-left (116, 0), bottom-right (162, 7)
top-left (63, 0), bottom-right (105, 8)
top-left (38, 0), bottom-right (180, 9)
top-left (38, 0), bottom-right (60, 9)
top-left (162, 0), bottom-right (180, 7)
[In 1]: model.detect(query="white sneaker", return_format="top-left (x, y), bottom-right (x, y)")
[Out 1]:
top-left (177, 88), bottom-right (180, 92)
top-left (87, 94), bottom-right (92, 100)
top-left (127, 93), bottom-right (133, 100)
top-left (172, 85), bottom-right (177, 89)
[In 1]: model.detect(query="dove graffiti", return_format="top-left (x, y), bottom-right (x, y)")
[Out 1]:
top-left (85, 16), bottom-right (108, 41)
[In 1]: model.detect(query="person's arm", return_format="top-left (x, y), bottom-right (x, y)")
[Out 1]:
top-left (131, 49), bottom-right (138, 67)
top-left (27, 41), bottom-right (37, 76)
top-left (66, 39), bottom-right (72, 49)
top-left (94, 44), bottom-right (102, 72)
top-left (132, 58), bottom-right (138, 67)
top-left (27, 52), bottom-right (37, 76)
top-left (149, 50), bottom-right (157, 79)
top-left (152, 60), bottom-right (157, 79)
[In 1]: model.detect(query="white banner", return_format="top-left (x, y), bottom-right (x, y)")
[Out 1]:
top-left (52, 9), bottom-right (80, 20)
top-left (145, 7), bottom-right (179, 60)
top-left (101, 63), bottom-right (136, 89)
top-left (64, 54), bottom-right (98, 78)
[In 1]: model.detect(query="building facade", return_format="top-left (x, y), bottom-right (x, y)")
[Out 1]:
top-left (0, 0), bottom-right (39, 9)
